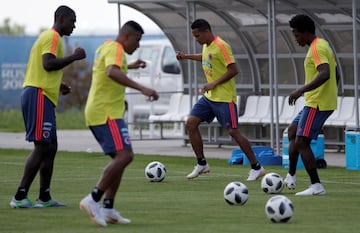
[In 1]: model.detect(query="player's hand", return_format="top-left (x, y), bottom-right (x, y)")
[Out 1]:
top-left (60, 83), bottom-right (71, 95)
top-left (73, 47), bottom-right (86, 60)
top-left (202, 82), bottom-right (216, 93)
top-left (288, 89), bottom-right (302, 105)
top-left (129, 59), bottom-right (146, 69)
top-left (176, 51), bottom-right (185, 60)
top-left (142, 87), bottom-right (159, 102)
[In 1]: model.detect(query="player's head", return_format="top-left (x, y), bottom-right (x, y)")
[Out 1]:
top-left (289, 14), bottom-right (316, 47)
top-left (54, 5), bottom-right (76, 37)
top-left (118, 20), bottom-right (144, 54)
top-left (191, 19), bottom-right (213, 45)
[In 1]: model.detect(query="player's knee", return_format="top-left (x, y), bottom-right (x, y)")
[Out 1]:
top-left (287, 125), bottom-right (297, 141)
top-left (113, 150), bottom-right (134, 165)
top-left (35, 140), bottom-right (57, 157)
top-left (185, 116), bottom-right (199, 131)
top-left (295, 136), bottom-right (310, 150)
top-left (49, 140), bottom-right (58, 154)
top-left (227, 128), bottom-right (239, 137)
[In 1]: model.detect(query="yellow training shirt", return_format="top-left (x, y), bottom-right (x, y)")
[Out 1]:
top-left (85, 40), bottom-right (128, 126)
top-left (202, 36), bottom-right (237, 103)
top-left (22, 29), bottom-right (64, 106)
top-left (304, 37), bottom-right (337, 111)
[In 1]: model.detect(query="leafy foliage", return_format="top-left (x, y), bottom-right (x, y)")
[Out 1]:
top-left (0, 18), bottom-right (25, 35)
top-left (58, 37), bottom-right (92, 111)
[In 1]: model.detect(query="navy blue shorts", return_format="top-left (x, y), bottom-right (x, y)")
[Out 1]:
top-left (90, 119), bottom-right (132, 156)
top-left (190, 96), bottom-right (238, 129)
top-left (21, 86), bottom-right (57, 143)
top-left (292, 106), bottom-right (333, 139)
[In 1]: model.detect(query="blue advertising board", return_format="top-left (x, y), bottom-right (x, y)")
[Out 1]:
top-left (0, 34), bottom-right (166, 109)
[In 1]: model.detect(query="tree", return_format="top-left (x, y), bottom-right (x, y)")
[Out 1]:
top-left (0, 18), bottom-right (25, 35)
top-left (58, 37), bottom-right (92, 111)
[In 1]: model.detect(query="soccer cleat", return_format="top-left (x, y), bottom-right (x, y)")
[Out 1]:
top-left (79, 194), bottom-right (107, 227)
top-left (246, 166), bottom-right (265, 181)
top-left (284, 173), bottom-right (297, 189)
top-left (101, 208), bottom-right (131, 224)
top-left (295, 183), bottom-right (326, 196)
top-left (186, 164), bottom-right (210, 179)
top-left (34, 198), bottom-right (66, 208)
top-left (9, 197), bottom-right (33, 208)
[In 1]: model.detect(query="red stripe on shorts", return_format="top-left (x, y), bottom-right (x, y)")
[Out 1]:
top-left (303, 107), bottom-right (316, 137)
top-left (108, 119), bottom-right (123, 151)
top-left (35, 89), bottom-right (44, 141)
top-left (229, 101), bottom-right (237, 128)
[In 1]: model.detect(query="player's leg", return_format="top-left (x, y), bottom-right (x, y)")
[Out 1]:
top-left (28, 93), bottom-right (64, 207)
top-left (185, 96), bottom-right (213, 179)
top-left (294, 107), bottom-right (332, 196)
top-left (186, 115), bottom-right (204, 160)
top-left (284, 123), bottom-right (298, 189)
top-left (12, 145), bottom-right (43, 208)
top-left (11, 87), bottom-right (45, 208)
top-left (229, 129), bottom-right (266, 182)
top-left (98, 149), bottom-right (133, 224)
top-left (36, 139), bottom-right (64, 207)
top-left (216, 100), bottom-right (264, 181)
top-left (287, 123), bottom-right (300, 174)
top-left (80, 119), bottom-right (132, 226)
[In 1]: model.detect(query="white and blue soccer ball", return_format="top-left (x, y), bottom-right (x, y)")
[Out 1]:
top-left (223, 181), bottom-right (249, 205)
top-left (261, 172), bottom-right (284, 194)
top-left (145, 161), bottom-right (166, 182)
top-left (265, 195), bottom-right (294, 223)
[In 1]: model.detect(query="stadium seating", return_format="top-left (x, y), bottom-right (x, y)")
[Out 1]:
top-left (144, 94), bottom-right (359, 147)
top-left (169, 94), bottom-right (191, 121)
top-left (323, 96), bottom-right (342, 126)
top-left (148, 93), bottom-right (183, 122)
top-left (260, 96), bottom-right (285, 124)
top-left (147, 94), bottom-right (191, 138)
top-left (345, 98), bottom-right (360, 128)
top-left (326, 96), bottom-right (355, 126)
top-left (278, 96), bottom-right (305, 125)
top-left (238, 95), bottom-right (260, 123)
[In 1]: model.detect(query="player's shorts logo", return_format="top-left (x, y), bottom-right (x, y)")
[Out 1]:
top-left (124, 136), bottom-right (131, 145)
top-left (43, 131), bottom-right (50, 138)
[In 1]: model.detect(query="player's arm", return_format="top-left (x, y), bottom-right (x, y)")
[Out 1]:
top-left (202, 63), bottom-right (238, 92)
top-left (107, 64), bottom-right (159, 101)
top-left (288, 63), bottom-right (330, 105)
top-left (176, 51), bottom-right (202, 61)
top-left (335, 65), bottom-right (340, 85)
top-left (128, 59), bottom-right (146, 69)
top-left (42, 47), bottom-right (86, 71)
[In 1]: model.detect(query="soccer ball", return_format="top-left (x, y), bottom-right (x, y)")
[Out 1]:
top-left (223, 181), bottom-right (249, 205)
top-left (145, 161), bottom-right (166, 182)
top-left (261, 172), bottom-right (284, 194)
top-left (265, 195), bottom-right (294, 223)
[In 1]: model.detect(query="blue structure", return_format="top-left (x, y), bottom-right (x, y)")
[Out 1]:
top-left (0, 34), bottom-right (166, 109)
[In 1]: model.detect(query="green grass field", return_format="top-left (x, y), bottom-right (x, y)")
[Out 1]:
top-left (0, 109), bottom-right (87, 132)
top-left (0, 148), bottom-right (359, 233)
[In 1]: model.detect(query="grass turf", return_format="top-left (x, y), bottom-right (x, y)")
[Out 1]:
top-left (0, 148), bottom-right (359, 233)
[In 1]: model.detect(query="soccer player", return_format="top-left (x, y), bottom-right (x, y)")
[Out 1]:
top-left (79, 21), bottom-right (159, 227)
top-left (9, 5), bottom-right (86, 208)
top-left (176, 19), bottom-right (265, 181)
top-left (284, 14), bottom-right (338, 196)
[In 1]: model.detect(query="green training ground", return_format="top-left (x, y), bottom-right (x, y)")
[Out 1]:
top-left (0, 149), bottom-right (359, 233)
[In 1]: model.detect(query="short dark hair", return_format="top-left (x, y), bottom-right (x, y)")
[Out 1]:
top-left (191, 19), bottom-right (211, 32)
top-left (54, 5), bottom-right (75, 21)
top-left (289, 14), bottom-right (315, 34)
top-left (121, 20), bottom-right (144, 35)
